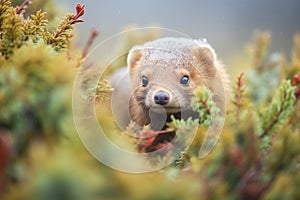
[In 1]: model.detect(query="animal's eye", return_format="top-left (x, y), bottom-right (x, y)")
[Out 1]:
top-left (142, 75), bottom-right (148, 87)
top-left (180, 75), bottom-right (189, 86)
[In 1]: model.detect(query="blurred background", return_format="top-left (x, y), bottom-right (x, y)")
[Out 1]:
top-left (1, 0), bottom-right (300, 200)
top-left (60, 0), bottom-right (300, 66)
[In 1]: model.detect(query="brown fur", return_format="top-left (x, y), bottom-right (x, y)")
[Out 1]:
top-left (127, 37), bottom-right (231, 129)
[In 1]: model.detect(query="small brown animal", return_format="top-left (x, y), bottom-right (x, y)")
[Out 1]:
top-left (127, 37), bottom-right (230, 130)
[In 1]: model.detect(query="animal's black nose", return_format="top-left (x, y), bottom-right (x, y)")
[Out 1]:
top-left (154, 91), bottom-right (169, 105)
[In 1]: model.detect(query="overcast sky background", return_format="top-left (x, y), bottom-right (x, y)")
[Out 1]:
top-left (57, 0), bottom-right (300, 65)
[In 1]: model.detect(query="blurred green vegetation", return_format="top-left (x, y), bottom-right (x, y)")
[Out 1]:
top-left (0, 0), bottom-right (300, 200)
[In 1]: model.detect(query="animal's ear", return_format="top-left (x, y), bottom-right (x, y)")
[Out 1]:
top-left (191, 44), bottom-right (217, 77)
top-left (127, 48), bottom-right (144, 71)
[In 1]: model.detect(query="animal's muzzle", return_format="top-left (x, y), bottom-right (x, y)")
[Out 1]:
top-left (154, 91), bottom-right (169, 105)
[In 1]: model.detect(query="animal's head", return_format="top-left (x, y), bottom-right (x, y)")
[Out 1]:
top-left (127, 37), bottom-right (218, 114)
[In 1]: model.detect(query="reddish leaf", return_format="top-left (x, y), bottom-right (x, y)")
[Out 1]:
top-left (138, 129), bottom-right (176, 153)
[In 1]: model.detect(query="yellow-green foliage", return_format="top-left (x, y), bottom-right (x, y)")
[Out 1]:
top-left (0, 0), bottom-right (81, 156)
top-left (49, 13), bottom-right (77, 51)
top-left (257, 80), bottom-right (296, 141)
top-left (1, 1), bottom-right (300, 200)
top-left (23, 10), bottom-right (48, 42)
top-left (93, 79), bottom-right (114, 102)
top-left (0, 0), bottom-right (84, 59)
top-left (191, 87), bottom-right (220, 126)
top-left (0, 43), bottom-right (76, 155)
top-left (0, 2), bottom-right (23, 58)
top-left (166, 32), bottom-right (300, 199)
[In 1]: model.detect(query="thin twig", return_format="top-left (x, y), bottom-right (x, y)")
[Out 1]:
top-left (81, 28), bottom-right (99, 59)
top-left (236, 73), bottom-right (244, 122)
top-left (199, 99), bottom-right (211, 115)
top-left (15, 0), bottom-right (32, 15)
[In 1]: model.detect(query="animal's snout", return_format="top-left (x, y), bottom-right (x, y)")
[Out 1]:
top-left (154, 91), bottom-right (169, 105)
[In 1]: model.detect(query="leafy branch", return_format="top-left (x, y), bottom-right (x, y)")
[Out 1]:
top-left (23, 10), bottom-right (48, 42)
top-left (174, 149), bottom-right (191, 169)
top-left (232, 73), bottom-right (245, 122)
top-left (0, 4), bottom-right (23, 58)
top-left (50, 4), bottom-right (85, 51)
top-left (258, 80), bottom-right (296, 139)
top-left (191, 87), bottom-right (220, 126)
top-left (92, 79), bottom-right (114, 102)
top-left (0, 0), bottom-right (85, 58)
